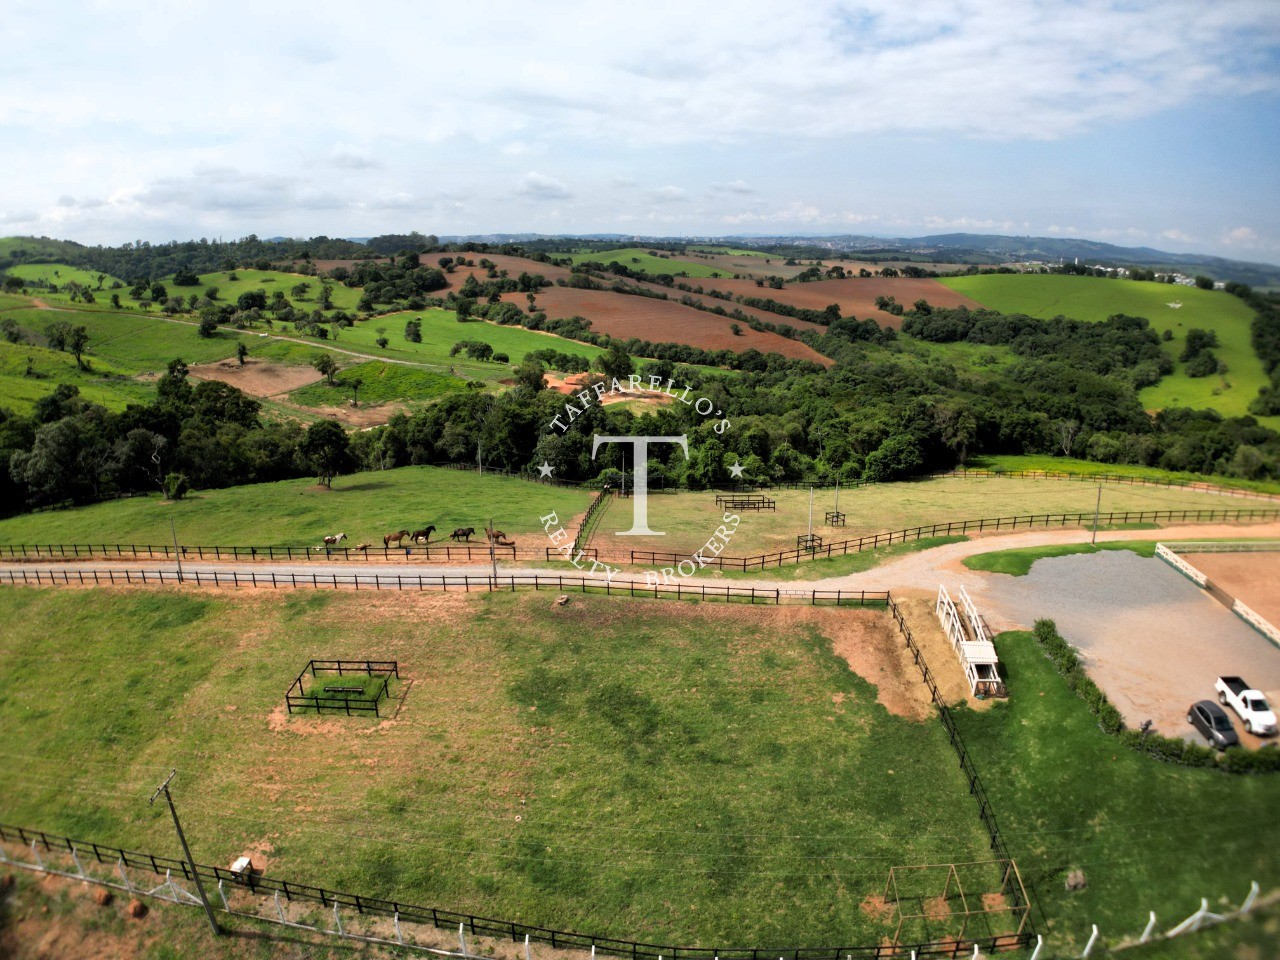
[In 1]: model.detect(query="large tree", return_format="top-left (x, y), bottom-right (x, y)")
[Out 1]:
top-left (301, 419), bottom-right (352, 488)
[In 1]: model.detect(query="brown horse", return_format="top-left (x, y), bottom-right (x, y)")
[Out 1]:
top-left (449, 527), bottom-right (475, 542)
top-left (411, 526), bottom-right (436, 543)
top-left (487, 528), bottom-right (516, 547)
top-left (383, 529), bottom-right (411, 547)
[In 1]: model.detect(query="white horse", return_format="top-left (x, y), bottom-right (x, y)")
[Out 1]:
top-left (322, 532), bottom-right (346, 546)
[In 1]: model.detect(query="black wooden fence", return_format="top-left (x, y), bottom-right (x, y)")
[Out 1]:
top-left (285, 660), bottom-right (399, 717)
top-left (0, 820), bottom-right (1029, 958)
top-left (0, 542), bottom-right (597, 564)
top-left (631, 505), bottom-right (1280, 571)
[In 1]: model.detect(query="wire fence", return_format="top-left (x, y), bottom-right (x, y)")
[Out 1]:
top-left (629, 506), bottom-right (1280, 571)
top-left (0, 542), bottom-right (597, 564)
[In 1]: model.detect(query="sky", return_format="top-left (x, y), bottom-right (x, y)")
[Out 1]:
top-left (3, 0), bottom-right (1280, 263)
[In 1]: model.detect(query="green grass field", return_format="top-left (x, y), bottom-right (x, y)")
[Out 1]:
top-left (0, 588), bottom-right (993, 947)
top-left (939, 274), bottom-right (1271, 424)
top-left (4, 262), bottom-right (127, 292)
top-left (287, 360), bottom-right (464, 407)
top-left (189, 269), bottom-right (363, 313)
top-left (0, 340), bottom-right (154, 414)
top-left (589, 475), bottom-right (1266, 561)
top-left (0, 464), bottom-right (593, 547)
top-left (966, 454), bottom-right (1280, 495)
top-left (953, 631), bottom-right (1280, 953)
top-left (962, 540), bottom-right (1156, 575)
top-left (566, 248), bottom-right (730, 279)
top-left (332, 308), bottom-right (604, 379)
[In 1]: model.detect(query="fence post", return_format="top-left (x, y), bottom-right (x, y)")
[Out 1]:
top-left (526, 933), bottom-right (532, 960)
top-left (1241, 881), bottom-right (1259, 914)
top-left (218, 878), bottom-right (230, 911)
top-left (459, 921), bottom-right (468, 954)
top-left (1139, 912), bottom-right (1157, 943)
top-left (1028, 935), bottom-right (1043, 960)
top-left (332, 902), bottom-right (343, 935)
top-left (274, 890), bottom-right (286, 923)
top-left (1080, 924), bottom-right (1099, 957)
top-left (116, 856), bottom-right (133, 892)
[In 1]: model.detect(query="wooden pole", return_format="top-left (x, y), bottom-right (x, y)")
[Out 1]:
top-left (1091, 484), bottom-right (1102, 545)
top-left (149, 771), bottom-right (219, 936)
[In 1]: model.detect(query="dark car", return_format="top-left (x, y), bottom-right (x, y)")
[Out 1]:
top-left (1188, 700), bottom-right (1240, 750)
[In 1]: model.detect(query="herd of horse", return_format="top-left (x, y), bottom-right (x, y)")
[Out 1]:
top-left (316, 526), bottom-right (516, 551)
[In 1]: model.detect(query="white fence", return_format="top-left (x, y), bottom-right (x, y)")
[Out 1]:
top-left (1154, 544), bottom-right (1208, 586)
top-left (1234, 600), bottom-right (1280, 646)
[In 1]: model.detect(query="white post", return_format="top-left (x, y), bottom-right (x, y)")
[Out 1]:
top-left (218, 879), bottom-right (230, 911)
top-left (116, 857), bottom-right (133, 892)
top-left (834, 479), bottom-right (840, 513)
top-left (70, 845), bottom-right (85, 878)
top-left (30, 840), bottom-right (43, 870)
top-left (459, 921), bottom-right (468, 955)
top-left (1241, 881), bottom-right (1260, 914)
top-left (1140, 911), bottom-right (1157, 943)
top-left (972, 945), bottom-right (980, 958)
top-left (1028, 935), bottom-right (1044, 960)
top-left (808, 487), bottom-right (814, 538)
top-left (274, 890), bottom-right (286, 923)
top-left (525, 933), bottom-right (532, 960)
top-left (332, 902), bottom-right (342, 935)
top-left (394, 911), bottom-right (404, 944)
top-left (1081, 924), bottom-right (1099, 957)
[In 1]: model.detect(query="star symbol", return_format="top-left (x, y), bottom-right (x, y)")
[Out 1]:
top-left (729, 460), bottom-right (745, 479)
top-left (538, 460), bottom-right (554, 478)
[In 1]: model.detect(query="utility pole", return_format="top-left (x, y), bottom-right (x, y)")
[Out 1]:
top-left (1091, 484), bottom-right (1102, 545)
top-left (808, 486), bottom-right (814, 539)
top-left (149, 770), bottom-right (219, 936)
top-left (170, 516), bottom-right (183, 584)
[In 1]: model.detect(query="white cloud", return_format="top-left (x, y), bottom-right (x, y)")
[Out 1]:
top-left (518, 172), bottom-right (573, 201)
top-left (1161, 228), bottom-right (1194, 243)
top-left (710, 179), bottom-right (754, 195)
top-left (651, 185), bottom-right (688, 203)
top-left (1221, 226), bottom-right (1260, 246)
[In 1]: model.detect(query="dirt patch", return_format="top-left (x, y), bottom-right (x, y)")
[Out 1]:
top-left (860, 893), bottom-right (894, 921)
top-left (665, 276), bottom-right (985, 330)
top-left (189, 358), bottom-right (322, 398)
top-left (1180, 550), bottom-right (1280, 625)
top-left (544, 372), bottom-right (676, 408)
top-left (297, 401), bottom-right (409, 428)
top-left (890, 592), bottom-right (995, 711)
top-left (501, 287), bottom-right (831, 365)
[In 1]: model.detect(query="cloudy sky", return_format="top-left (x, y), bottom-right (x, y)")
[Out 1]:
top-left (4, 0), bottom-right (1280, 261)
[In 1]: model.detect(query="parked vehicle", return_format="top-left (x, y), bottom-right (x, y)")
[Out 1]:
top-left (1215, 676), bottom-right (1278, 735)
top-left (1188, 700), bottom-right (1240, 750)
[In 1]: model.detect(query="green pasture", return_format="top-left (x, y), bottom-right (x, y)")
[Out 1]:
top-left (287, 360), bottom-right (465, 407)
top-left (0, 236), bottom-right (75, 260)
top-left (333, 308), bottom-right (604, 378)
top-left (0, 340), bottom-right (154, 414)
top-left (589, 475), bottom-right (1264, 562)
top-left (940, 274), bottom-right (1271, 423)
top-left (0, 588), bottom-right (992, 946)
top-left (954, 632), bottom-right (1280, 953)
top-left (188, 269), bottom-right (363, 313)
top-left (0, 306), bottom-right (245, 370)
top-left (4, 262), bottom-right (126, 292)
top-left (966, 454), bottom-right (1280, 495)
top-left (566, 247), bottom-right (729, 279)
top-left (0, 464), bottom-right (593, 547)
top-left (687, 245), bottom-right (779, 260)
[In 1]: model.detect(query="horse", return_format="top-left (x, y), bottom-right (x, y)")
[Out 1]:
top-left (383, 529), bottom-right (411, 547)
top-left (449, 527), bottom-right (475, 542)
top-left (487, 528), bottom-right (516, 547)
top-left (323, 532), bottom-right (346, 546)
top-left (411, 526), bottom-right (436, 543)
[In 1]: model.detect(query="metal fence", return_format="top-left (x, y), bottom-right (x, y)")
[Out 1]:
top-left (285, 660), bottom-right (400, 717)
top-left (0, 819), bottom-right (1028, 959)
top-left (630, 506), bottom-right (1280, 572)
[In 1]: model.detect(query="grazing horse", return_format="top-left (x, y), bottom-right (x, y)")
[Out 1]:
top-left (383, 529), bottom-right (411, 547)
top-left (323, 532), bottom-right (346, 546)
top-left (411, 526), bottom-right (436, 544)
top-left (449, 527), bottom-right (475, 542)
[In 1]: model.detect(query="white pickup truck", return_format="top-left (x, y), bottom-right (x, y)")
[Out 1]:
top-left (1215, 676), bottom-right (1278, 736)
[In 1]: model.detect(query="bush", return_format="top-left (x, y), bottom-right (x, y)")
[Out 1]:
top-left (1030, 618), bottom-right (1271, 773)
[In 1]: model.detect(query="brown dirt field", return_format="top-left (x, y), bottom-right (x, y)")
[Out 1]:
top-left (1180, 551), bottom-right (1280, 625)
top-left (625, 278), bottom-right (831, 332)
top-left (439, 253), bottom-right (574, 286)
top-left (189, 358), bottom-right (323, 398)
top-left (295, 401), bottom-right (409, 428)
top-left (501, 287), bottom-right (831, 365)
top-left (891, 592), bottom-right (996, 711)
top-left (680, 277), bottom-right (985, 329)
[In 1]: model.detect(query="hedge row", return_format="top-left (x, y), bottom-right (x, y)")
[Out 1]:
top-left (1031, 619), bottom-right (1280, 774)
